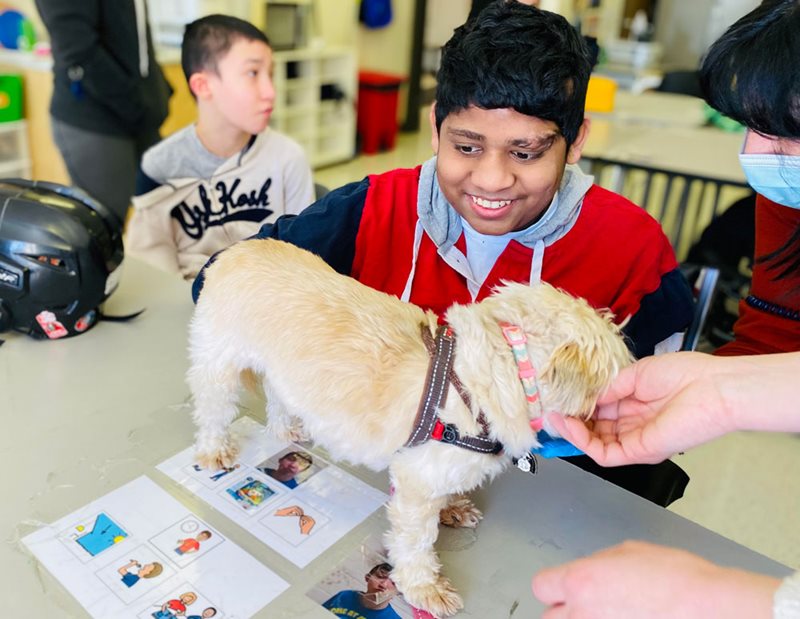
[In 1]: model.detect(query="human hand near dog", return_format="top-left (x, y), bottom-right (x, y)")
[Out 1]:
top-left (532, 540), bottom-right (781, 619)
top-left (545, 352), bottom-right (800, 466)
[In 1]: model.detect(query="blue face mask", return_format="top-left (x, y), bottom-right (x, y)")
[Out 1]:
top-left (738, 153), bottom-right (800, 209)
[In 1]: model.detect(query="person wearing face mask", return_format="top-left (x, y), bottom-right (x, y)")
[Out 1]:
top-left (530, 4), bottom-right (800, 617)
top-left (704, 0), bottom-right (800, 356)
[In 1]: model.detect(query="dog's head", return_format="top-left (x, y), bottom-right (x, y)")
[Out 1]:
top-left (445, 282), bottom-right (633, 450)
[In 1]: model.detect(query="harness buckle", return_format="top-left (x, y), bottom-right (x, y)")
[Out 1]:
top-left (441, 423), bottom-right (459, 444)
top-left (431, 420), bottom-right (460, 443)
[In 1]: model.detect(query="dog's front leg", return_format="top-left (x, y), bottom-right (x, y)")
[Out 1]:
top-left (439, 494), bottom-right (483, 529)
top-left (385, 469), bottom-right (464, 617)
top-left (189, 363), bottom-right (241, 470)
top-left (263, 379), bottom-right (308, 443)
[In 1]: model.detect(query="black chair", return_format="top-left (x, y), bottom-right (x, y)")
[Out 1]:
top-left (657, 70), bottom-right (703, 98)
top-left (585, 157), bottom-right (751, 261)
top-left (314, 182), bottom-right (329, 201)
top-left (680, 264), bottom-right (720, 351)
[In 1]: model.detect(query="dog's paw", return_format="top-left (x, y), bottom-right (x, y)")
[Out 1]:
top-left (402, 576), bottom-right (463, 618)
top-left (439, 497), bottom-right (483, 529)
top-left (268, 420), bottom-right (310, 444)
top-left (194, 441), bottom-right (239, 470)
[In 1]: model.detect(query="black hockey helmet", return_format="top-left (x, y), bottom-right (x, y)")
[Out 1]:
top-left (0, 179), bottom-right (124, 339)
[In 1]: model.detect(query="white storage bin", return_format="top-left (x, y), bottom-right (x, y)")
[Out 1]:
top-left (604, 40), bottom-right (663, 70)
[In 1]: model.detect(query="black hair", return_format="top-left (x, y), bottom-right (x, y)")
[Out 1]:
top-left (283, 451), bottom-right (313, 466)
top-left (181, 14), bottom-right (270, 85)
top-left (699, 0), bottom-right (800, 139)
top-left (367, 562), bottom-right (393, 577)
top-left (700, 0), bottom-right (800, 281)
top-left (758, 226), bottom-right (800, 280)
top-left (435, 0), bottom-right (591, 146)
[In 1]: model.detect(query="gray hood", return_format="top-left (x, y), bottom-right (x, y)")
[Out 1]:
top-left (416, 156), bottom-right (595, 252)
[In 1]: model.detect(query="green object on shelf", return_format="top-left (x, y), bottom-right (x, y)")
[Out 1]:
top-left (0, 74), bottom-right (23, 122)
top-left (704, 103), bottom-right (745, 132)
top-left (19, 17), bottom-right (37, 51)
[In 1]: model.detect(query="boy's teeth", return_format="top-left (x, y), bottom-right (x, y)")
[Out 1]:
top-left (473, 196), bottom-right (511, 209)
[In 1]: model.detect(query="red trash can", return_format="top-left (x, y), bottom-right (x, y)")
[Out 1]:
top-left (357, 71), bottom-right (405, 154)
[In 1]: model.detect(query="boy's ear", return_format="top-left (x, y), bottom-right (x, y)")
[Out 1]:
top-left (566, 117), bottom-right (591, 164)
top-left (429, 102), bottom-right (440, 153)
top-left (188, 71), bottom-right (212, 100)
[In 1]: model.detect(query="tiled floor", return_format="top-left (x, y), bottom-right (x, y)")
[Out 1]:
top-left (313, 109), bottom-right (800, 570)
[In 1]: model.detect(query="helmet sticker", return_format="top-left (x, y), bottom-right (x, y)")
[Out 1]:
top-left (0, 265), bottom-right (20, 288)
top-left (35, 310), bottom-right (69, 339)
top-left (74, 310), bottom-right (97, 333)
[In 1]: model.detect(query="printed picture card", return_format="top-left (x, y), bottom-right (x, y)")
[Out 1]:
top-left (23, 476), bottom-right (288, 618)
top-left (158, 416), bottom-right (388, 567)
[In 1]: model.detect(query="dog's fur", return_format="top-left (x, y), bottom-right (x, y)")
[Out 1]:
top-left (189, 238), bottom-right (633, 617)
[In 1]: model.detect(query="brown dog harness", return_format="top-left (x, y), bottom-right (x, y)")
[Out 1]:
top-left (404, 325), bottom-right (503, 455)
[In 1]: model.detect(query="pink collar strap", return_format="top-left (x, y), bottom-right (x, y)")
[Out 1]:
top-left (500, 323), bottom-right (545, 431)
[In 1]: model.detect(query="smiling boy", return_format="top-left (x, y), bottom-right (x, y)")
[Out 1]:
top-left (126, 14), bottom-right (313, 280)
top-left (193, 1), bottom-right (694, 502)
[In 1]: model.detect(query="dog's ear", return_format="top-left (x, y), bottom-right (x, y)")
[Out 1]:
top-left (540, 341), bottom-right (610, 419)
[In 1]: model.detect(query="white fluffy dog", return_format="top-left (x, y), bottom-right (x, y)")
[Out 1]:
top-left (189, 238), bottom-right (632, 617)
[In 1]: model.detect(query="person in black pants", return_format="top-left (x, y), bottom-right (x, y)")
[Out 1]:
top-left (35, 0), bottom-right (173, 231)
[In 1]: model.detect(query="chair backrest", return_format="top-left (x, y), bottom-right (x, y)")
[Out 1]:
top-left (584, 158), bottom-right (751, 261)
top-left (680, 265), bottom-right (720, 351)
top-left (656, 70), bottom-right (703, 98)
top-left (314, 182), bottom-right (329, 200)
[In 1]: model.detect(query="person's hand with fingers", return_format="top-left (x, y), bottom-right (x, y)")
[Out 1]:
top-left (546, 351), bottom-right (738, 466)
top-left (532, 540), bottom-right (781, 619)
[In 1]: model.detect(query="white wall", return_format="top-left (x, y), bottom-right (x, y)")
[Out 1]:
top-left (313, 0), bottom-right (359, 48)
top-left (424, 0), bottom-right (469, 47)
top-left (356, 0), bottom-right (414, 76)
top-left (654, 0), bottom-right (758, 70)
top-left (355, 0), bottom-right (416, 121)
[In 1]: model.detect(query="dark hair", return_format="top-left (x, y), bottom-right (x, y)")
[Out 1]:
top-left (699, 0), bottom-right (800, 139)
top-left (367, 562), bottom-right (393, 577)
top-left (283, 451), bottom-right (313, 466)
top-left (182, 14), bottom-right (270, 85)
top-left (700, 0), bottom-right (800, 281)
top-left (435, 0), bottom-right (590, 146)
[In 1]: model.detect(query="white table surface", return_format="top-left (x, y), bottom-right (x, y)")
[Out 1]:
top-left (1, 258), bottom-right (790, 617)
top-left (584, 91), bottom-right (748, 185)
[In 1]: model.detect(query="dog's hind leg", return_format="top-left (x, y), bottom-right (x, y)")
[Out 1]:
top-left (262, 379), bottom-right (309, 443)
top-left (385, 469), bottom-right (464, 617)
top-left (188, 354), bottom-right (242, 470)
top-left (439, 494), bottom-right (483, 529)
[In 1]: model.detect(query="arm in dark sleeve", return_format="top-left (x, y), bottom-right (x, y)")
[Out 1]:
top-left (192, 178), bottom-right (369, 302)
top-left (35, 0), bottom-right (145, 126)
top-left (135, 166), bottom-right (160, 196)
top-left (622, 267), bottom-right (695, 358)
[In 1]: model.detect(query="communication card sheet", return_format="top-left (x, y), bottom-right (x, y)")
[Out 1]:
top-left (23, 476), bottom-right (288, 618)
top-left (157, 416), bottom-right (389, 567)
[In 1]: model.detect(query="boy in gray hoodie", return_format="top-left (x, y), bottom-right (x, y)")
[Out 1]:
top-left (127, 14), bottom-right (313, 280)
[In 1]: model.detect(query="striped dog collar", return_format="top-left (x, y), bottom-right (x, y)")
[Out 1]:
top-left (500, 323), bottom-right (545, 431)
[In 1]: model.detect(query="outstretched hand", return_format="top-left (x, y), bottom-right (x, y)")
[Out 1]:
top-left (547, 352), bottom-right (735, 466)
top-left (532, 540), bottom-right (779, 619)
